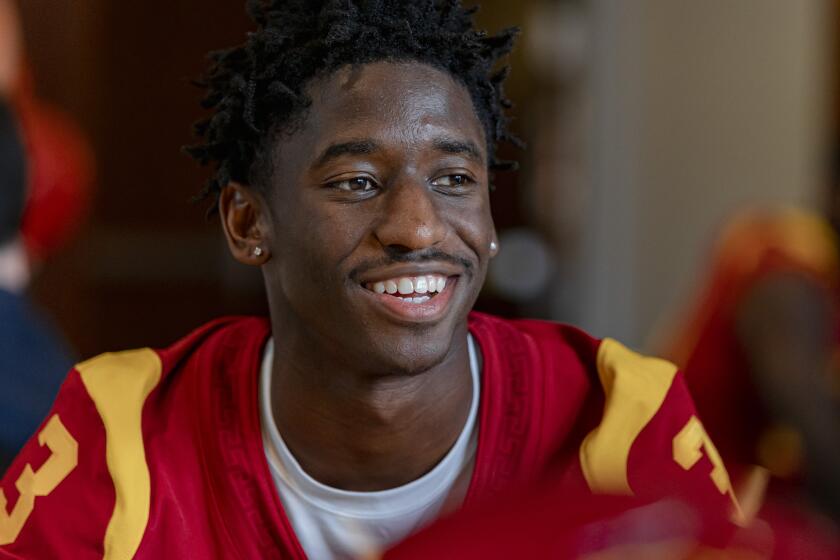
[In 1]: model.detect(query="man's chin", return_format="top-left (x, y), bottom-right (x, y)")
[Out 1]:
top-left (391, 350), bottom-right (451, 376)
top-left (358, 327), bottom-right (460, 377)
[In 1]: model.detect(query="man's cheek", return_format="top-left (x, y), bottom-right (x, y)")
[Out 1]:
top-left (294, 247), bottom-right (345, 294)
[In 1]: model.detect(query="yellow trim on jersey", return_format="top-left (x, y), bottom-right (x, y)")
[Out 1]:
top-left (77, 349), bottom-right (162, 560)
top-left (674, 415), bottom-right (745, 525)
top-left (580, 338), bottom-right (678, 495)
top-left (0, 415), bottom-right (78, 545)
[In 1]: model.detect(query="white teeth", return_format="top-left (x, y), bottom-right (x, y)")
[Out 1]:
top-left (397, 278), bottom-right (414, 295)
top-left (366, 275), bottom-right (449, 296)
top-left (415, 276), bottom-right (428, 294)
top-left (407, 296), bottom-right (430, 304)
top-left (426, 276), bottom-right (438, 293)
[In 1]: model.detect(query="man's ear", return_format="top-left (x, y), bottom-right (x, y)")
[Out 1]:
top-left (219, 182), bottom-right (271, 266)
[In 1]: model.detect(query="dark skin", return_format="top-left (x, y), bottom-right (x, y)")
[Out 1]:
top-left (220, 61), bottom-right (498, 491)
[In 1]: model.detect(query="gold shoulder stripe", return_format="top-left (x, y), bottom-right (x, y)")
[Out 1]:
top-left (77, 349), bottom-right (162, 560)
top-left (580, 338), bottom-right (678, 495)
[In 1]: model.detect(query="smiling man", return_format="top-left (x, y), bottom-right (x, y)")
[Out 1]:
top-left (1, 2), bottom-right (740, 559)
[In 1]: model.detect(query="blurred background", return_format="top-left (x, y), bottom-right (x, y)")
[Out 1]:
top-left (2, 0), bottom-right (840, 553)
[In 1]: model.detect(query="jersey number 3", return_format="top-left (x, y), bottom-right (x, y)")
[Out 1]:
top-left (673, 415), bottom-right (745, 524)
top-left (0, 414), bottom-right (78, 545)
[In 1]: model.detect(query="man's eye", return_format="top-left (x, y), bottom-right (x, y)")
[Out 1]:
top-left (432, 174), bottom-right (474, 188)
top-left (330, 177), bottom-right (377, 192)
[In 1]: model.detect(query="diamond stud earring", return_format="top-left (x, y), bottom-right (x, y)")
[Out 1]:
top-left (490, 241), bottom-right (498, 252)
top-left (253, 247), bottom-right (264, 257)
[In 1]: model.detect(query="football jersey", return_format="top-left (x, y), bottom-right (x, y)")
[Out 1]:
top-left (660, 208), bottom-right (840, 557)
top-left (664, 207), bottom-right (840, 469)
top-left (0, 312), bottom-right (737, 559)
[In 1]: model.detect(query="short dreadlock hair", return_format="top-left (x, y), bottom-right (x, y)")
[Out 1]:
top-left (186, 0), bottom-right (519, 207)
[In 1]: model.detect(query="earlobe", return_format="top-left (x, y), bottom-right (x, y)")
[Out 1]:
top-left (219, 182), bottom-right (271, 266)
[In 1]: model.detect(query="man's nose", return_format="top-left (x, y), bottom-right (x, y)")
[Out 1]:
top-left (373, 179), bottom-right (447, 253)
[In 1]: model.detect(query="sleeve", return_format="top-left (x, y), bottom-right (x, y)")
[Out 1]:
top-left (628, 371), bottom-right (742, 516)
top-left (2, 348), bottom-right (163, 560)
top-left (0, 368), bottom-right (114, 559)
top-left (580, 338), bottom-right (743, 525)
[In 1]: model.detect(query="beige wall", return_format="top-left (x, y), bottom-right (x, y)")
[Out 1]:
top-left (576, 0), bottom-right (833, 347)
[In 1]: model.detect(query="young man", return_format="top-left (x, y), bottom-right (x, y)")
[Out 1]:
top-left (1, 2), bottom-right (739, 558)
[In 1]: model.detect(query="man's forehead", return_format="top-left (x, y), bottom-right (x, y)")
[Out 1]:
top-left (300, 61), bottom-right (486, 152)
top-left (309, 132), bottom-right (486, 170)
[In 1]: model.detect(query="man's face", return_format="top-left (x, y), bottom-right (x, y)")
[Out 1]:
top-left (260, 61), bottom-right (495, 374)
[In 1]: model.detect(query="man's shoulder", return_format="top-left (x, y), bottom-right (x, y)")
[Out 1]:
top-left (468, 312), bottom-right (679, 399)
top-left (0, 315), bottom-right (271, 557)
top-left (467, 311), bottom-right (689, 414)
top-left (155, 314), bottom-right (270, 367)
top-left (59, 315), bottom-right (269, 411)
top-left (469, 311), bottom-right (683, 394)
top-left (55, 314), bottom-right (270, 448)
top-left (469, 312), bottom-right (737, 508)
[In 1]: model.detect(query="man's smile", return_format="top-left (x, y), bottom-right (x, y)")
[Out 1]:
top-left (357, 272), bottom-right (460, 322)
top-left (365, 274), bottom-right (448, 302)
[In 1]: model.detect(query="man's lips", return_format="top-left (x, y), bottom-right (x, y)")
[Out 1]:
top-left (358, 275), bottom-right (459, 323)
top-left (351, 258), bottom-right (468, 323)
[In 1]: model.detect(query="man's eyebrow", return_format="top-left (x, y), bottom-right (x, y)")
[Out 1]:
top-left (432, 137), bottom-right (484, 164)
top-left (313, 139), bottom-right (381, 168)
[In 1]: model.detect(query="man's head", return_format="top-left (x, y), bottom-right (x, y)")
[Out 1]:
top-left (189, 1), bottom-right (517, 374)
top-left (0, 98), bottom-right (26, 247)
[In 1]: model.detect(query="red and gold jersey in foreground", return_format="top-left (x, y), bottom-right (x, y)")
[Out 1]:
top-left (659, 208), bottom-right (840, 558)
top-left (1, 313), bottom-right (738, 559)
top-left (664, 208), bottom-right (840, 469)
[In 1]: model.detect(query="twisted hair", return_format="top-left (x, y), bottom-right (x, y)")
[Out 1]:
top-left (185, 0), bottom-right (520, 207)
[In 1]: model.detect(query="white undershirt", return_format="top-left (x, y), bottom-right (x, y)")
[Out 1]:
top-left (260, 336), bottom-right (480, 560)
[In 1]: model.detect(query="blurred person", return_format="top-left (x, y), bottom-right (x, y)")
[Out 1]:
top-left (662, 202), bottom-right (840, 557)
top-left (0, 0), bottom-right (94, 266)
top-left (0, 0), bottom-right (93, 475)
top-left (1, 2), bottom-right (741, 558)
top-left (0, 98), bottom-right (73, 472)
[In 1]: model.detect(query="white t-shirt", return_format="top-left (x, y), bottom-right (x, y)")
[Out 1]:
top-left (260, 336), bottom-right (480, 560)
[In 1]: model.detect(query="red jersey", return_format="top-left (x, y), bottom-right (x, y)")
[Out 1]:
top-left (1, 312), bottom-right (736, 559)
top-left (665, 208), bottom-right (840, 469)
top-left (661, 208), bottom-right (840, 558)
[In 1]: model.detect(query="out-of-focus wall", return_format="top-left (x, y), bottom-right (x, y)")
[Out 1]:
top-left (18, 0), bottom-right (257, 357)
top-left (577, 0), bottom-right (833, 347)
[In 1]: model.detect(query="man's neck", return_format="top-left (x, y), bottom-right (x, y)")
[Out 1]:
top-left (267, 327), bottom-right (475, 492)
top-left (0, 237), bottom-right (29, 293)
